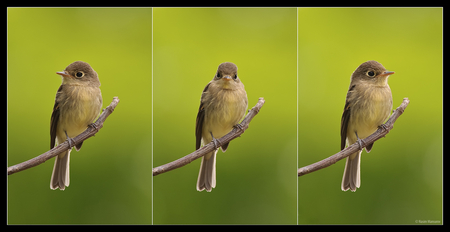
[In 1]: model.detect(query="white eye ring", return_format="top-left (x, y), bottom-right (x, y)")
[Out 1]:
top-left (366, 70), bottom-right (376, 77)
top-left (75, 71), bottom-right (84, 78)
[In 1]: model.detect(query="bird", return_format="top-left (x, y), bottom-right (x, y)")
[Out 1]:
top-left (50, 61), bottom-right (102, 190)
top-left (195, 62), bottom-right (248, 192)
top-left (340, 60), bottom-right (394, 192)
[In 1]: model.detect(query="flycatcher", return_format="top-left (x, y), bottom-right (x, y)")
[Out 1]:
top-left (195, 62), bottom-right (248, 192)
top-left (50, 61), bottom-right (102, 190)
top-left (340, 60), bottom-right (393, 192)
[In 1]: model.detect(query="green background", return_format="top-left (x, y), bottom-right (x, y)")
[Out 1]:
top-left (298, 8), bottom-right (442, 225)
top-left (152, 8), bottom-right (297, 224)
top-left (7, 8), bottom-right (152, 224)
top-left (7, 7), bottom-right (442, 225)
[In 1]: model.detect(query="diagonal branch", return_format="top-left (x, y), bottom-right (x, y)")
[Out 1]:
top-left (298, 97), bottom-right (410, 177)
top-left (153, 97), bottom-right (265, 176)
top-left (7, 97), bottom-right (120, 175)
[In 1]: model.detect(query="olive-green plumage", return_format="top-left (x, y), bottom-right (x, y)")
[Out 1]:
top-left (341, 60), bottom-right (394, 192)
top-left (50, 61), bottom-right (102, 190)
top-left (195, 62), bottom-right (248, 192)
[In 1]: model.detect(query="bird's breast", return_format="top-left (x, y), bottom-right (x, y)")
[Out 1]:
top-left (58, 85), bottom-right (102, 138)
top-left (202, 88), bottom-right (247, 139)
top-left (348, 85), bottom-right (392, 140)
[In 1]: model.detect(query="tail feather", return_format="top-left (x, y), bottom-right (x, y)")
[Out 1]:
top-left (341, 151), bottom-right (361, 192)
top-left (196, 150), bottom-right (217, 192)
top-left (50, 150), bottom-right (71, 190)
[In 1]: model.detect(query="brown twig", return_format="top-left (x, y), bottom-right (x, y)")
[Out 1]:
top-left (7, 97), bottom-right (120, 175)
top-left (298, 97), bottom-right (410, 177)
top-left (152, 97), bottom-right (265, 176)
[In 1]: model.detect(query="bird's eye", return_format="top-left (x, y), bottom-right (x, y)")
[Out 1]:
top-left (217, 72), bottom-right (221, 78)
top-left (75, 71), bottom-right (84, 78)
top-left (233, 74), bottom-right (238, 79)
top-left (367, 71), bottom-right (375, 77)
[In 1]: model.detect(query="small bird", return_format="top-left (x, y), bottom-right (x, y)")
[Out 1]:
top-left (50, 61), bottom-right (102, 190)
top-left (195, 62), bottom-right (248, 192)
top-left (340, 60), bottom-right (394, 192)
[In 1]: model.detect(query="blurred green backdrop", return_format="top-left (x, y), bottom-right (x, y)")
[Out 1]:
top-left (7, 8), bottom-right (152, 224)
top-left (152, 8), bottom-right (297, 224)
top-left (7, 7), bottom-right (442, 225)
top-left (298, 8), bottom-right (442, 225)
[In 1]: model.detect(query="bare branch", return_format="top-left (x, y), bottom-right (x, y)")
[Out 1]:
top-left (153, 97), bottom-right (266, 176)
top-left (7, 97), bottom-right (120, 175)
top-left (298, 97), bottom-right (410, 177)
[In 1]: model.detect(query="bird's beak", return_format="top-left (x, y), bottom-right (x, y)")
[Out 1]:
top-left (222, 75), bottom-right (232, 81)
top-left (56, 71), bottom-right (70, 77)
top-left (380, 71), bottom-right (395, 76)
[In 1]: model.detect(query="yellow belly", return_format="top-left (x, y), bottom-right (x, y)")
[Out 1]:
top-left (347, 86), bottom-right (392, 143)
